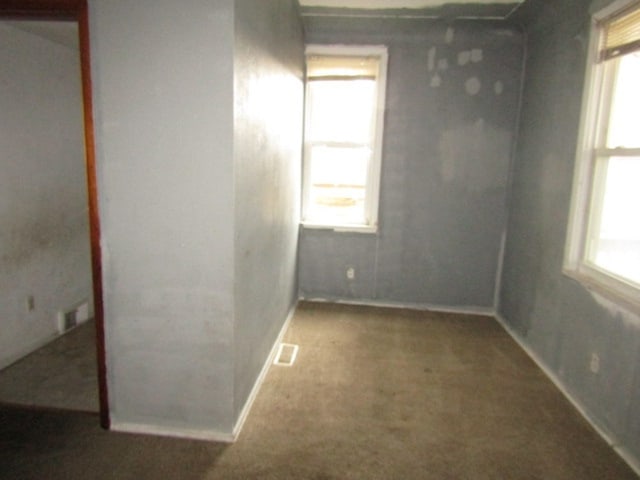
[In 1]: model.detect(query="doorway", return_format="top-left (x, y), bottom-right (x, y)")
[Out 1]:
top-left (0, 0), bottom-right (108, 428)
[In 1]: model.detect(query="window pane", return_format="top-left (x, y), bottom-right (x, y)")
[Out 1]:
top-left (306, 145), bottom-right (370, 225)
top-left (606, 52), bottom-right (640, 149)
top-left (307, 80), bottom-right (376, 144)
top-left (587, 156), bottom-right (640, 285)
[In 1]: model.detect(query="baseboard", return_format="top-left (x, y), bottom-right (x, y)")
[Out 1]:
top-left (109, 302), bottom-right (298, 444)
top-left (110, 419), bottom-right (235, 443)
top-left (300, 296), bottom-right (495, 317)
top-left (231, 301), bottom-right (298, 441)
top-left (494, 313), bottom-right (640, 477)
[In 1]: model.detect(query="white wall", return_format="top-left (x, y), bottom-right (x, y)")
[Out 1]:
top-left (0, 22), bottom-right (91, 370)
top-left (89, 0), bottom-right (237, 438)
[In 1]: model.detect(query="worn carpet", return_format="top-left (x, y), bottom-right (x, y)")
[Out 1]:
top-left (0, 319), bottom-right (97, 412)
top-left (1, 301), bottom-right (637, 479)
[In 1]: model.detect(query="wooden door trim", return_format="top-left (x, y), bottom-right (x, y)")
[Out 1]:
top-left (0, 0), bottom-right (110, 429)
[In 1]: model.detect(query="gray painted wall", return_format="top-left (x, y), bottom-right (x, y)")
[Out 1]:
top-left (0, 23), bottom-right (91, 370)
top-left (90, 0), bottom-right (303, 438)
top-left (90, 0), bottom-right (236, 435)
top-left (233, 0), bottom-right (304, 420)
top-left (500, 0), bottom-right (640, 466)
top-left (299, 17), bottom-right (523, 310)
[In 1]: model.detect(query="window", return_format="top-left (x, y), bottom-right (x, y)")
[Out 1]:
top-left (565, 1), bottom-right (640, 308)
top-left (302, 45), bottom-right (388, 232)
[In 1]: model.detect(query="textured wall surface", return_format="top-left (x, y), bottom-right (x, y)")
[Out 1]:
top-left (500, 0), bottom-right (640, 467)
top-left (233, 0), bottom-right (304, 421)
top-left (299, 16), bottom-right (523, 311)
top-left (0, 23), bottom-right (91, 369)
top-left (90, 0), bottom-right (237, 436)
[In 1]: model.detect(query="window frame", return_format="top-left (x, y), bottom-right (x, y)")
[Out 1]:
top-left (301, 44), bottom-right (388, 234)
top-left (564, 0), bottom-right (640, 311)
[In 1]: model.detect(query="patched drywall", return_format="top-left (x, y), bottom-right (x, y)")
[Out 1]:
top-left (89, 0), bottom-right (237, 436)
top-left (0, 22), bottom-right (92, 370)
top-left (500, 0), bottom-right (640, 467)
top-left (233, 0), bottom-right (304, 421)
top-left (299, 16), bottom-right (523, 310)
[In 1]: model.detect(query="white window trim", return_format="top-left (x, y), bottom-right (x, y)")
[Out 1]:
top-left (564, 0), bottom-right (640, 312)
top-left (301, 44), bottom-right (388, 234)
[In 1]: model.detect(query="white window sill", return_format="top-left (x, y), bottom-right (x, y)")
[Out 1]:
top-left (563, 265), bottom-right (640, 316)
top-left (301, 222), bottom-right (378, 234)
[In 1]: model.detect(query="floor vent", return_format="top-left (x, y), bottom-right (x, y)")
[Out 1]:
top-left (59, 309), bottom-right (78, 333)
top-left (273, 343), bottom-right (299, 367)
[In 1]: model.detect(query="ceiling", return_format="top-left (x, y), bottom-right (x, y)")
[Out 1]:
top-left (298, 0), bottom-right (525, 19)
top-left (299, 0), bottom-right (522, 7)
top-left (2, 0), bottom-right (527, 48)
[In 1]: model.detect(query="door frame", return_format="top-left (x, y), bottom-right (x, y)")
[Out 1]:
top-left (1, 0), bottom-right (109, 429)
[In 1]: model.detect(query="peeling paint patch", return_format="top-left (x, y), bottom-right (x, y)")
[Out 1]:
top-left (494, 80), bottom-right (504, 95)
top-left (438, 118), bottom-right (511, 191)
top-left (430, 73), bottom-right (442, 87)
top-left (445, 27), bottom-right (454, 44)
top-left (465, 77), bottom-right (481, 95)
top-left (457, 50), bottom-right (471, 66)
top-left (471, 48), bottom-right (483, 63)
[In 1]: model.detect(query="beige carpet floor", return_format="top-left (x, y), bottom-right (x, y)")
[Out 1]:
top-left (0, 319), bottom-right (98, 412)
top-left (0, 301), bottom-right (637, 479)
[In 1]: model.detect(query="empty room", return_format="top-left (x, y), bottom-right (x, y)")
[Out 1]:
top-left (1, 0), bottom-right (639, 479)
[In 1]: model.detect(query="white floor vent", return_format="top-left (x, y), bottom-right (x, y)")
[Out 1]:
top-left (58, 309), bottom-right (77, 333)
top-left (57, 301), bottom-right (91, 334)
top-left (273, 343), bottom-right (299, 367)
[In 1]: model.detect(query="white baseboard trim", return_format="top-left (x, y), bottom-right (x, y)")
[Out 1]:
top-left (494, 313), bottom-right (640, 477)
top-left (109, 302), bottom-right (299, 444)
top-left (110, 420), bottom-right (234, 443)
top-left (300, 296), bottom-right (495, 317)
top-left (231, 301), bottom-right (298, 441)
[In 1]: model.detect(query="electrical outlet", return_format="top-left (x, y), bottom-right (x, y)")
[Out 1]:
top-left (346, 267), bottom-right (355, 280)
top-left (590, 353), bottom-right (600, 374)
top-left (26, 295), bottom-right (35, 312)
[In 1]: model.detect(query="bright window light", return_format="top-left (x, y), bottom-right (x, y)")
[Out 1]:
top-left (587, 155), bottom-right (640, 285)
top-left (566, 2), bottom-right (640, 307)
top-left (302, 45), bottom-right (387, 232)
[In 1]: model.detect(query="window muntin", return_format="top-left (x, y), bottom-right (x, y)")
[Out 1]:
top-left (302, 45), bottom-right (387, 232)
top-left (566, 1), bottom-right (640, 308)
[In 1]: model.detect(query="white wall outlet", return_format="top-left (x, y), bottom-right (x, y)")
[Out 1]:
top-left (590, 353), bottom-right (600, 374)
top-left (346, 267), bottom-right (355, 280)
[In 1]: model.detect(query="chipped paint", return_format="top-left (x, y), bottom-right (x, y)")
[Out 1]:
top-left (471, 48), bottom-right (483, 62)
top-left (458, 50), bottom-right (471, 65)
top-left (445, 26), bottom-right (455, 43)
top-left (465, 76), bottom-right (482, 95)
